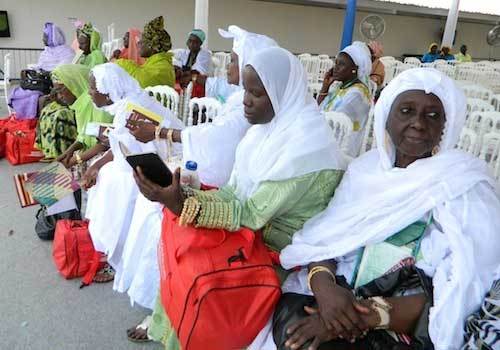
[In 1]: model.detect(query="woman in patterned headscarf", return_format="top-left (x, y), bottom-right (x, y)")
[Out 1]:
top-left (75, 22), bottom-right (107, 68)
top-left (116, 16), bottom-right (175, 88)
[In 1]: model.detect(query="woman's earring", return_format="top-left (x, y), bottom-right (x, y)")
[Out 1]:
top-left (352, 70), bottom-right (357, 74)
top-left (431, 145), bottom-right (440, 156)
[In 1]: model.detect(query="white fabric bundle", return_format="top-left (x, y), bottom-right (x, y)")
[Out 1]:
top-left (229, 47), bottom-right (346, 201)
top-left (280, 68), bottom-right (500, 349)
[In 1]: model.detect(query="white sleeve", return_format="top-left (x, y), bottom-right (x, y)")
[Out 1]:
top-left (192, 49), bottom-right (213, 75)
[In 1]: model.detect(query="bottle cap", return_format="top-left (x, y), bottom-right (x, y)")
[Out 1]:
top-left (185, 160), bottom-right (198, 171)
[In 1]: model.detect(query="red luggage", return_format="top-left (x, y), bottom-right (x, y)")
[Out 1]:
top-left (160, 209), bottom-right (281, 350)
top-left (0, 116), bottom-right (37, 158)
top-left (5, 129), bottom-right (43, 165)
top-left (52, 220), bottom-right (104, 286)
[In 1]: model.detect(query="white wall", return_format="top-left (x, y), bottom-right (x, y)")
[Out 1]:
top-left (1, 0), bottom-right (498, 60)
top-left (0, 0), bottom-right (195, 50)
top-left (209, 0), bottom-right (500, 60)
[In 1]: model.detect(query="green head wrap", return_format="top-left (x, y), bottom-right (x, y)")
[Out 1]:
top-left (142, 16), bottom-right (172, 53)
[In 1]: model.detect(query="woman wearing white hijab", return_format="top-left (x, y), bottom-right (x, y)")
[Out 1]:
top-left (318, 41), bottom-right (372, 157)
top-left (82, 63), bottom-right (182, 278)
top-left (132, 25), bottom-right (278, 187)
top-left (133, 47), bottom-right (346, 349)
top-left (123, 27), bottom-right (280, 343)
top-left (261, 68), bottom-right (500, 350)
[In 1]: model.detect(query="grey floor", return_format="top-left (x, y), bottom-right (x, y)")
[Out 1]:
top-left (0, 101), bottom-right (161, 349)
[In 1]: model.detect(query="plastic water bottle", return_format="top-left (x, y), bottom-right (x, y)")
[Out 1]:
top-left (180, 161), bottom-right (201, 189)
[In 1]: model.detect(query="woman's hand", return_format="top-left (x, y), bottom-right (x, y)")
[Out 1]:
top-left (285, 309), bottom-right (335, 350)
top-left (133, 167), bottom-right (184, 215)
top-left (126, 120), bottom-right (157, 143)
top-left (112, 49), bottom-right (121, 60)
top-left (321, 68), bottom-right (335, 92)
top-left (57, 149), bottom-right (75, 168)
top-left (311, 273), bottom-right (370, 340)
top-left (82, 164), bottom-right (100, 190)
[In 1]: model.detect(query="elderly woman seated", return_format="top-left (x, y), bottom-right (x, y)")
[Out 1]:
top-left (256, 68), bottom-right (500, 350)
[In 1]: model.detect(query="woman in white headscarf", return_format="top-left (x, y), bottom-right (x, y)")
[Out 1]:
top-left (317, 41), bottom-right (372, 157)
top-left (82, 63), bottom-right (182, 281)
top-left (262, 68), bottom-right (500, 350)
top-left (133, 47), bottom-right (346, 349)
top-left (122, 27), bottom-right (281, 343)
top-left (132, 25), bottom-right (279, 187)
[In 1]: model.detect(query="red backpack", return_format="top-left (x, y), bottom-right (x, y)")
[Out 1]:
top-left (52, 220), bottom-right (104, 287)
top-left (160, 209), bottom-right (281, 350)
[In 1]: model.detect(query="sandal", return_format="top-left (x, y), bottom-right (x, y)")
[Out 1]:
top-left (93, 263), bottom-right (115, 283)
top-left (127, 315), bottom-right (152, 343)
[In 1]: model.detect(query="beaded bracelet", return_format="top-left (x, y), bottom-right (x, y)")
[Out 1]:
top-left (179, 196), bottom-right (201, 226)
top-left (369, 296), bottom-right (392, 330)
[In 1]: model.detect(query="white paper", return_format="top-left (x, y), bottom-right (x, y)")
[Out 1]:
top-left (46, 194), bottom-right (77, 216)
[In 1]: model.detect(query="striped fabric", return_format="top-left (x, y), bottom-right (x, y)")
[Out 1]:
top-left (13, 172), bottom-right (38, 208)
top-left (463, 279), bottom-right (500, 349)
top-left (25, 162), bottom-right (80, 207)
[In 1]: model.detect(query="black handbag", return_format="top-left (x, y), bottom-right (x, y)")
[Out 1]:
top-left (273, 266), bottom-right (434, 350)
top-left (20, 69), bottom-right (52, 94)
top-left (34, 190), bottom-right (82, 240)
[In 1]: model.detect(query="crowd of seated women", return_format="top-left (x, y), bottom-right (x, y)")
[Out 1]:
top-left (6, 13), bottom-right (500, 350)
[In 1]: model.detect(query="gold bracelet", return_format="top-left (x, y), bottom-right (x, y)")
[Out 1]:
top-left (166, 128), bottom-right (174, 143)
top-left (318, 92), bottom-right (328, 96)
top-left (307, 266), bottom-right (336, 291)
top-left (179, 196), bottom-right (201, 226)
top-left (75, 151), bottom-right (83, 165)
top-left (369, 296), bottom-right (392, 330)
top-left (155, 126), bottom-right (162, 141)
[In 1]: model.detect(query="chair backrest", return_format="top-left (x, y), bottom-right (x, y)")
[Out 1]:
top-left (317, 58), bottom-right (334, 83)
top-left (467, 98), bottom-right (495, 119)
top-left (324, 111), bottom-right (353, 154)
top-left (297, 53), bottom-right (312, 60)
top-left (307, 82), bottom-right (323, 99)
top-left (187, 97), bottom-right (222, 126)
top-left (145, 85), bottom-right (180, 118)
top-left (456, 127), bottom-right (479, 155)
top-left (2, 53), bottom-right (11, 115)
top-left (491, 94), bottom-right (500, 112)
top-left (107, 23), bottom-right (115, 42)
top-left (478, 132), bottom-right (500, 180)
top-left (318, 54), bottom-right (331, 60)
top-left (360, 107), bottom-right (376, 154)
top-left (213, 52), bottom-right (230, 77)
top-left (403, 57), bottom-right (421, 66)
top-left (179, 82), bottom-right (193, 124)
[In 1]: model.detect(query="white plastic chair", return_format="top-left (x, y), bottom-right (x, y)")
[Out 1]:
top-left (213, 52), bottom-right (230, 78)
top-left (308, 83), bottom-right (323, 98)
top-left (318, 54), bottom-right (331, 60)
top-left (491, 94), bottom-right (500, 112)
top-left (187, 97), bottom-right (222, 126)
top-left (478, 132), bottom-right (500, 179)
top-left (298, 53), bottom-right (312, 60)
top-left (403, 57), bottom-right (421, 67)
top-left (456, 127), bottom-right (479, 155)
top-left (145, 85), bottom-right (180, 118)
top-left (324, 111), bottom-right (353, 154)
top-left (317, 58), bottom-right (334, 83)
top-left (467, 98), bottom-right (495, 120)
top-left (360, 107), bottom-right (376, 154)
top-left (0, 53), bottom-right (12, 115)
top-left (179, 82), bottom-right (193, 123)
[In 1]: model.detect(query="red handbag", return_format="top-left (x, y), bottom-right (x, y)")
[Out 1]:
top-left (5, 129), bottom-right (44, 165)
top-left (160, 209), bottom-right (281, 350)
top-left (52, 220), bottom-right (104, 287)
top-left (0, 115), bottom-right (38, 159)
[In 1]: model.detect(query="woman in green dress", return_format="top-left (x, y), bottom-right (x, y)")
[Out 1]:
top-left (52, 64), bottom-right (113, 168)
top-left (116, 16), bottom-right (175, 88)
top-left (76, 22), bottom-right (107, 68)
top-left (133, 47), bottom-right (347, 349)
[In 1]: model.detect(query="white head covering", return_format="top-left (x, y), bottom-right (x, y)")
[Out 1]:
top-left (91, 63), bottom-right (143, 105)
top-left (218, 25), bottom-right (279, 87)
top-left (340, 41), bottom-right (372, 82)
top-left (280, 68), bottom-right (500, 349)
top-left (374, 68), bottom-right (466, 169)
top-left (229, 47), bottom-right (346, 200)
